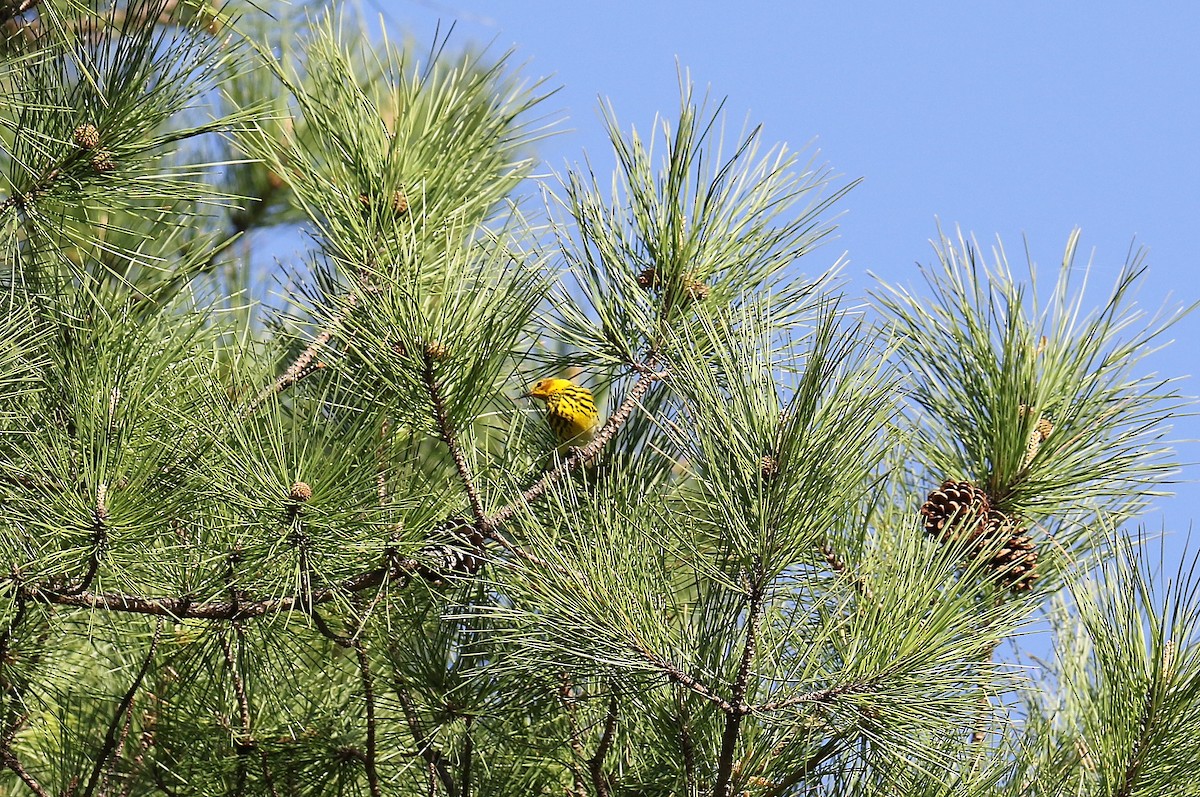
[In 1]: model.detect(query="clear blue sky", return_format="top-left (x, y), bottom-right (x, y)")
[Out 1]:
top-left (366, 1), bottom-right (1200, 549)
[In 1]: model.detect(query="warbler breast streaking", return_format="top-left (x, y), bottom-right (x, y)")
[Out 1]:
top-left (527, 377), bottom-right (599, 452)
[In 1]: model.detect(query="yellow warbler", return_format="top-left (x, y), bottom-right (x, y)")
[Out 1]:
top-left (527, 377), bottom-right (599, 452)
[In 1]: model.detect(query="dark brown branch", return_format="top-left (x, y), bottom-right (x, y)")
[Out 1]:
top-left (1, 746), bottom-right (50, 797)
top-left (487, 367), bottom-right (663, 530)
top-left (714, 564), bottom-right (766, 797)
top-left (633, 643), bottom-right (737, 715)
top-left (17, 556), bottom-right (409, 620)
top-left (81, 618), bottom-right (163, 797)
top-left (588, 692), bottom-right (618, 797)
top-left (353, 642), bottom-right (382, 797)
top-left (422, 352), bottom-right (487, 529)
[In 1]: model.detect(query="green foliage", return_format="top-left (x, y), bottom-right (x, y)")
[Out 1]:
top-left (0, 2), bottom-right (1196, 797)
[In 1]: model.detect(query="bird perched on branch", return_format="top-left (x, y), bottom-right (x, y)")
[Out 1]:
top-left (527, 377), bottom-right (599, 453)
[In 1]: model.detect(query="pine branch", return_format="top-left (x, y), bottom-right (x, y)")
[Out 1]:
top-left (422, 350), bottom-right (486, 529)
top-left (352, 641), bottom-right (383, 797)
top-left (588, 692), bottom-right (618, 797)
top-left (459, 716), bottom-right (473, 797)
top-left (1, 745), bottom-right (50, 797)
top-left (391, 675), bottom-right (456, 796)
top-left (678, 706), bottom-right (696, 795)
top-left (750, 680), bottom-right (874, 713)
top-left (557, 676), bottom-right (589, 797)
top-left (633, 643), bottom-right (737, 715)
top-left (220, 625), bottom-right (279, 797)
top-left (714, 564), bottom-right (765, 797)
top-left (243, 295), bottom-right (358, 417)
top-left (80, 619), bottom-right (163, 797)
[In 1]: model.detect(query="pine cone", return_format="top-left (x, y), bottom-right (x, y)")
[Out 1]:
top-left (985, 530), bottom-right (1038, 592)
top-left (636, 266), bottom-right (660, 289)
top-left (919, 479), bottom-right (994, 545)
top-left (416, 519), bottom-right (485, 584)
top-left (759, 454), bottom-right (780, 480)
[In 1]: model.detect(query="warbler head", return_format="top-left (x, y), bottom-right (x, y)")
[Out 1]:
top-left (527, 377), bottom-right (575, 403)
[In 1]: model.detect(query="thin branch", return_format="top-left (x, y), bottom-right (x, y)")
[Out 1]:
top-left (633, 643), bottom-right (737, 715)
top-left (487, 366), bottom-right (663, 529)
top-left (678, 704), bottom-right (696, 796)
top-left (353, 642), bottom-right (383, 797)
top-left (17, 556), bottom-right (410, 620)
top-left (81, 618), bottom-right (163, 797)
top-left (715, 564), bottom-right (766, 797)
top-left (422, 351), bottom-right (487, 528)
top-left (242, 295), bottom-right (357, 417)
top-left (220, 625), bottom-right (279, 797)
top-left (1, 747), bottom-right (50, 797)
top-left (751, 680), bottom-right (874, 713)
top-left (588, 692), bottom-right (618, 797)
top-left (66, 483), bottom-right (109, 596)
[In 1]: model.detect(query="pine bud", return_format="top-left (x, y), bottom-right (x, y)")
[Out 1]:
top-left (636, 267), bottom-right (660, 289)
top-left (424, 340), bottom-right (448, 361)
top-left (288, 481), bottom-right (313, 502)
top-left (392, 189), bottom-right (409, 214)
top-left (90, 149), bottom-right (116, 173)
top-left (73, 123), bottom-right (101, 149)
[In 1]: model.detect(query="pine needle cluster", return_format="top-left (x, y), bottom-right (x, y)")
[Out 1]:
top-left (0, 2), bottom-right (1196, 796)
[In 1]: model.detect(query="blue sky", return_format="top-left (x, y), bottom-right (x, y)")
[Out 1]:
top-left (365, 1), bottom-right (1200, 546)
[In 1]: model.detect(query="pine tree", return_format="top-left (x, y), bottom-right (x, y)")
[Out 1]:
top-left (1, 2), bottom-right (1197, 796)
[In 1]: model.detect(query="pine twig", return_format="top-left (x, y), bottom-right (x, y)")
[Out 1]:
top-left (459, 716), bottom-right (473, 797)
top-left (220, 625), bottom-right (279, 797)
top-left (243, 296), bottom-right (357, 417)
top-left (80, 619), bottom-right (163, 797)
top-left (588, 692), bottom-right (619, 797)
top-left (353, 641), bottom-right (383, 797)
top-left (392, 675), bottom-right (456, 796)
top-left (714, 564), bottom-right (766, 797)
top-left (67, 483), bottom-right (109, 596)
top-left (422, 351), bottom-right (487, 528)
top-left (556, 675), bottom-right (589, 797)
top-left (1, 746), bottom-right (50, 797)
top-left (633, 643), bottom-right (737, 715)
top-left (678, 706), bottom-right (696, 795)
